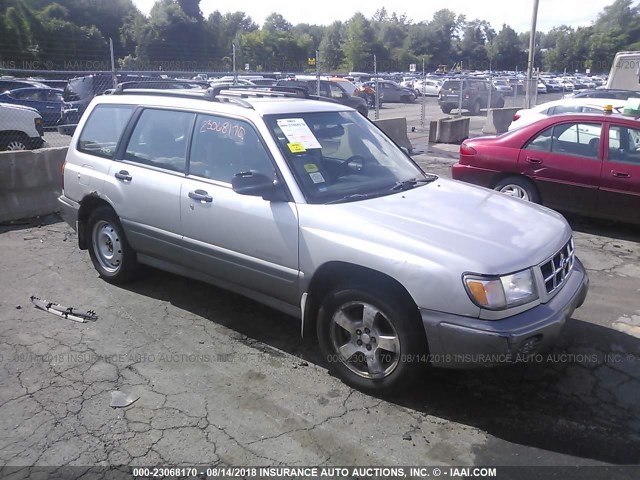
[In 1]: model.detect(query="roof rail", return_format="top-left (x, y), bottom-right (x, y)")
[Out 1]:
top-left (107, 83), bottom-right (255, 109)
top-left (106, 82), bottom-right (326, 110)
top-left (209, 84), bottom-right (309, 98)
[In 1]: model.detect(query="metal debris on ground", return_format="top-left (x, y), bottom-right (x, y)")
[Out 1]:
top-left (30, 296), bottom-right (98, 323)
top-left (110, 391), bottom-right (139, 408)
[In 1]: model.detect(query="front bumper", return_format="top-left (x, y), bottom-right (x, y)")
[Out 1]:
top-left (420, 258), bottom-right (589, 368)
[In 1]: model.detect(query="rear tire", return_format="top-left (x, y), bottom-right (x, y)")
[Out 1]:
top-left (493, 176), bottom-right (540, 203)
top-left (441, 105), bottom-right (453, 114)
top-left (87, 206), bottom-right (139, 284)
top-left (317, 283), bottom-right (427, 393)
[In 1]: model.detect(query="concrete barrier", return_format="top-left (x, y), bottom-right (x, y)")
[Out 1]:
top-left (428, 117), bottom-right (470, 144)
top-left (373, 117), bottom-right (413, 153)
top-left (483, 108), bottom-right (520, 134)
top-left (0, 147), bottom-right (67, 222)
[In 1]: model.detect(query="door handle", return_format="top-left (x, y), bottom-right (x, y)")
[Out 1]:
top-left (114, 170), bottom-right (132, 182)
top-left (611, 170), bottom-right (631, 178)
top-left (526, 157), bottom-right (543, 164)
top-left (188, 189), bottom-right (213, 203)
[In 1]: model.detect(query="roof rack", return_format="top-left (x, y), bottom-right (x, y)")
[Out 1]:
top-left (106, 82), bottom-right (327, 110)
top-left (107, 83), bottom-right (255, 109)
top-left (209, 84), bottom-right (309, 98)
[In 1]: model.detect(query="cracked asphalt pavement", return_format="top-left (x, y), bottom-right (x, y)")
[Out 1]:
top-left (1, 102), bottom-right (640, 477)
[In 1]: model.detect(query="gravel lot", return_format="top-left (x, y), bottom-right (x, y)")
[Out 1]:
top-left (2, 90), bottom-right (639, 478)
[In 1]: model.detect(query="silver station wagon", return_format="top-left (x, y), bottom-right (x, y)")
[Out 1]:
top-left (59, 86), bottom-right (589, 392)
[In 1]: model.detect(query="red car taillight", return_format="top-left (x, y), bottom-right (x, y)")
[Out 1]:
top-left (513, 114), bottom-right (521, 121)
top-left (460, 143), bottom-right (477, 156)
top-left (61, 160), bottom-right (66, 190)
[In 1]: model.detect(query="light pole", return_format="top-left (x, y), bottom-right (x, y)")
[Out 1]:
top-left (525, 0), bottom-right (540, 109)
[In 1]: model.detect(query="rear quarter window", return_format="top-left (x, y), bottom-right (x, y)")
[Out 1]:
top-left (77, 104), bottom-right (135, 159)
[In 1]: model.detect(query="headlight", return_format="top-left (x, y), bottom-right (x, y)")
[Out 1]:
top-left (464, 269), bottom-right (537, 310)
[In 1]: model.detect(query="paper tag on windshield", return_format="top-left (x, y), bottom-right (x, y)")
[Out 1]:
top-left (309, 172), bottom-right (325, 184)
top-left (277, 118), bottom-right (322, 149)
top-left (288, 142), bottom-right (306, 153)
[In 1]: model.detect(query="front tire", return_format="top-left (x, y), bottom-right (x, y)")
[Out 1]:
top-left (87, 207), bottom-right (139, 284)
top-left (493, 176), bottom-right (540, 203)
top-left (0, 133), bottom-right (28, 151)
top-left (317, 284), bottom-right (427, 393)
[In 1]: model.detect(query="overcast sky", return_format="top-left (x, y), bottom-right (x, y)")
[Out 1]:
top-left (131, 0), bottom-right (624, 33)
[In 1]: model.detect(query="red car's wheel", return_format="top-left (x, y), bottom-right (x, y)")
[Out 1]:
top-left (493, 176), bottom-right (541, 203)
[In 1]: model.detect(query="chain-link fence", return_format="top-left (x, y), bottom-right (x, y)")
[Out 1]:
top-left (0, 69), bottom-right (265, 149)
top-left (0, 67), bottom-right (565, 151)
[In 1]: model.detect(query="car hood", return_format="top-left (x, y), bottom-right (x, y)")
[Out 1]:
top-left (0, 102), bottom-right (40, 115)
top-left (300, 177), bottom-right (571, 275)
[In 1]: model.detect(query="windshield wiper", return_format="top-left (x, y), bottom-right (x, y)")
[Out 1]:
top-left (390, 175), bottom-right (438, 192)
top-left (326, 175), bottom-right (438, 204)
top-left (325, 191), bottom-right (391, 204)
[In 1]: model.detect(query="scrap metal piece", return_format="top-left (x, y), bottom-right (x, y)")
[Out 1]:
top-left (110, 391), bottom-right (139, 408)
top-left (30, 296), bottom-right (98, 323)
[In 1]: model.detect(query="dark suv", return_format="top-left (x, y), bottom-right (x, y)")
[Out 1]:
top-left (60, 74), bottom-right (206, 134)
top-left (438, 79), bottom-right (505, 115)
top-left (276, 79), bottom-right (368, 116)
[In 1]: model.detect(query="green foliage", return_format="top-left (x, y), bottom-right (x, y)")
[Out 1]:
top-left (342, 13), bottom-right (375, 71)
top-left (0, 0), bottom-right (638, 74)
top-left (488, 24), bottom-right (527, 70)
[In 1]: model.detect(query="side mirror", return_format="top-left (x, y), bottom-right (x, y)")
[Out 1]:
top-left (232, 171), bottom-right (286, 201)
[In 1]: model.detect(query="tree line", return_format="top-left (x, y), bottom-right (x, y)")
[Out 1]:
top-left (1, 0), bottom-right (639, 73)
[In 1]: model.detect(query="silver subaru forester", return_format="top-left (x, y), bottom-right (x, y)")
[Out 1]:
top-left (58, 86), bottom-right (589, 392)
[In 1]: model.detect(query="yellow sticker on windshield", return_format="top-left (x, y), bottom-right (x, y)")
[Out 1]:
top-left (304, 163), bottom-right (319, 173)
top-left (288, 142), bottom-right (306, 153)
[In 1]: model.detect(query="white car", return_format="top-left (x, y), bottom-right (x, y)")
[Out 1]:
top-left (508, 98), bottom-right (626, 131)
top-left (493, 79), bottom-right (513, 96)
top-left (400, 77), bottom-right (417, 89)
top-left (0, 103), bottom-right (45, 150)
top-left (559, 79), bottom-right (575, 91)
top-left (413, 79), bottom-right (442, 96)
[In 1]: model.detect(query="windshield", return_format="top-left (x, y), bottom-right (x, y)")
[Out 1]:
top-left (442, 80), bottom-right (461, 91)
top-left (64, 77), bottom-right (94, 102)
top-left (264, 111), bottom-right (432, 204)
top-left (338, 81), bottom-right (357, 95)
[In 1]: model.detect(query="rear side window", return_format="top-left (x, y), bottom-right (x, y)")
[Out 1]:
top-left (552, 123), bottom-right (603, 159)
top-left (77, 105), bottom-right (135, 159)
top-left (525, 127), bottom-right (553, 152)
top-left (442, 81), bottom-right (460, 91)
top-left (124, 109), bottom-right (194, 173)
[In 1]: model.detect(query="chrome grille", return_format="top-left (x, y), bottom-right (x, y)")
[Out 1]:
top-left (539, 238), bottom-right (575, 294)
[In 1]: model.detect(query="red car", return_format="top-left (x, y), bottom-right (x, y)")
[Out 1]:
top-left (451, 112), bottom-right (640, 225)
